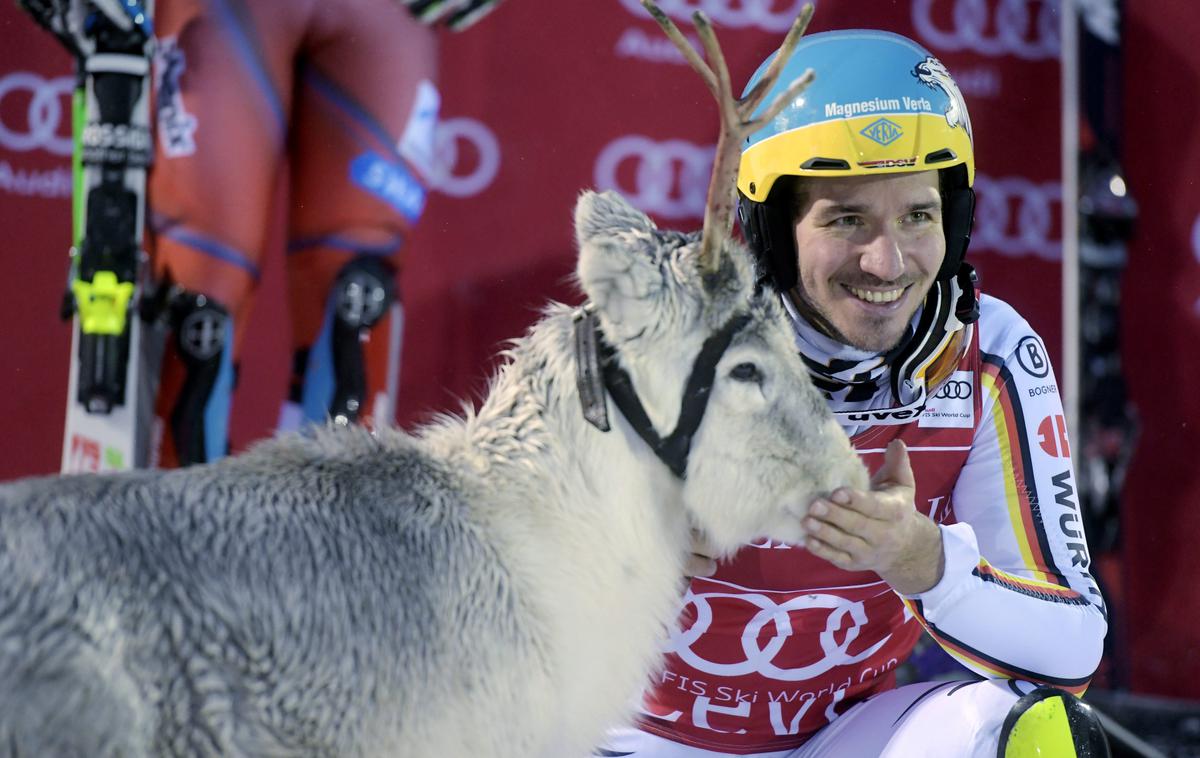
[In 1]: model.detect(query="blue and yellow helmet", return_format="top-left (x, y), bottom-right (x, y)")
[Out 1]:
top-left (736, 30), bottom-right (977, 294)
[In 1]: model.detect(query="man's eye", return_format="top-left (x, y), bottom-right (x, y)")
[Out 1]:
top-left (907, 211), bottom-right (934, 223)
top-left (829, 216), bottom-right (862, 228)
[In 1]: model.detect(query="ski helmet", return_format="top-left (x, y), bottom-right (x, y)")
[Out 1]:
top-left (736, 30), bottom-right (977, 297)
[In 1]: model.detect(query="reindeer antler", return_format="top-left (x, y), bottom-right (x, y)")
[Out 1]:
top-left (642, 1), bottom-right (816, 274)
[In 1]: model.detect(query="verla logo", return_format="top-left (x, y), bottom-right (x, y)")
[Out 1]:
top-left (0, 72), bottom-right (74, 155)
top-left (859, 118), bottom-right (903, 147)
top-left (912, 0), bottom-right (1060, 61)
top-left (618, 0), bottom-right (809, 32)
top-left (595, 135), bottom-right (713, 219)
top-left (668, 590), bottom-right (890, 681)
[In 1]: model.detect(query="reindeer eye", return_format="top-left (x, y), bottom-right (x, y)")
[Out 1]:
top-left (729, 362), bottom-right (763, 383)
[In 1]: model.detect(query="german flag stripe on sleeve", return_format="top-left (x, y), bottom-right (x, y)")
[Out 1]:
top-left (902, 597), bottom-right (1092, 695)
top-left (973, 560), bottom-right (1091, 605)
top-left (981, 353), bottom-right (1070, 588)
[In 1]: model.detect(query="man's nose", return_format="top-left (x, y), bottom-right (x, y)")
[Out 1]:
top-left (858, 231), bottom-right (905, 282)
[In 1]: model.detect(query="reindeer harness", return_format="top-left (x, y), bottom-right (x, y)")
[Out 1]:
top-left (574, 305), bottom-right (751, 479)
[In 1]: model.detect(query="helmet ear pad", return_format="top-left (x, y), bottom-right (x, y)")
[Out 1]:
top-left (938, 164), bottom-right (975, 281)
top-left (737, 187), bottom-right (800, 293)
top-left (938, 165), bottom-right (980, 323)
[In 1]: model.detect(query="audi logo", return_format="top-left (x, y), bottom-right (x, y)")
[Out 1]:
top-left (972, 172), bottom-right (1062, 261)
top-left (667, 590), bottom-right (891, 681)
top-left (912, 0), bottom-right (1060, 61)
top-left (0, 72), bottom-right (74, 156)
top-left (427, 117), bottom-right (500, 198)
top-left (594, 135), bottom-right (712, 220)
top-left (618, 0), bottom-right (809, 32)
top-left (934, 379), bottom-right (972, 400)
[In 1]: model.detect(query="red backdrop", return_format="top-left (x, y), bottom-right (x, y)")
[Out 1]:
top-left (0, 0), bottom-right (1191, 697)
top-left (1119, 0), bottom-right (1200, 699)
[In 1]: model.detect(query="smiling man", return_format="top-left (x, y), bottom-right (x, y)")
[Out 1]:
top-left (789, 171), bottom-right (945, 353)
top-left (600, 29), bottom-right (1111, 758)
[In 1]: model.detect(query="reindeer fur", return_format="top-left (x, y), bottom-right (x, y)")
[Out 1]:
top-left (0, 191), bottom-right (867, 757)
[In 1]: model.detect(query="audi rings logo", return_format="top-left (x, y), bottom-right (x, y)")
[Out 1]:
top-left (972, 173), bottom-right (1062, 261)
top-left (595, 135), bottom-right (712, 220)
top-left (0, 72), bottom-right (74, 156)
top-left (912, 0), bottom-right (1060, 61)
top-left (618, 0), bottom-right (809, 32)
top-left (933, 379), bottom-right (972, 400)
top-left (668, 590), bottom-right (890, 681)
top-left (427, 117), bottom-right (500, 198)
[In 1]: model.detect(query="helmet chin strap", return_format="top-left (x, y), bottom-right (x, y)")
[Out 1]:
top-left (573, 305), bottom-right (752, 479)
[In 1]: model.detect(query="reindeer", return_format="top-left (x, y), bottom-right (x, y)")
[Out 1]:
top-left (0, 4), bottom-right (865, 756)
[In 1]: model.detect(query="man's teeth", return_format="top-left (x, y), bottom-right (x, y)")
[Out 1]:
top-left (848, 286), bottom-right (904, 304)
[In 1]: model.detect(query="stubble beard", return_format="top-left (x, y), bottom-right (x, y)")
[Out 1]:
top-left (789, 288), bottom-right (913, 354)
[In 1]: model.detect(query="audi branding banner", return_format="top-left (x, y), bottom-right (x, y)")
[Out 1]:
top-left (5, 0), bottom-right (1199, 697)
top-left (0, 20), bottom-right (77, 485)
top-left (0, 71), bottom-right (74, 194)
top-left (911, 0), bottom-right (1060, 60)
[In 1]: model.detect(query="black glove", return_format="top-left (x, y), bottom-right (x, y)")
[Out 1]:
top-left (401, 0), bottom-right (503, 31)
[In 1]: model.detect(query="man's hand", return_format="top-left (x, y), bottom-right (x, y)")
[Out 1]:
top-left (800, 439), bottom-right (944, 595)
top-left (684, 529), bottom-right (718, 579)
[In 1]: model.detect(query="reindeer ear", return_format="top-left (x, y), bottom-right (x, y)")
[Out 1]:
top-left (573, 190), bottom-right (656, 247)
top-left (574, 190), bottom-right (670, 339)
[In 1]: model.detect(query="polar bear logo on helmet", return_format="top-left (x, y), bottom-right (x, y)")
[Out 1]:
top-left (913, 56), bottom-right (972, 143)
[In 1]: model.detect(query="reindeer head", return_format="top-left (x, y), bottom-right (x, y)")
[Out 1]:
top-left (574, 189), bottom-right (867, 556)
top-left (568, 0), bottom-right (864, 551)
top-left (568, 2), bottom-right (867, 555)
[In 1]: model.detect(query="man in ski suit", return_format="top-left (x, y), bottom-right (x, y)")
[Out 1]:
top-left (142, 0), bottom-right (506, 466)
top-left (601, 29), bottom-right (1110, 758)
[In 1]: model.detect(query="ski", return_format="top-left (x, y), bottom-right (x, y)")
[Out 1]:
top-left (20, 0), bottom-right (158, 473)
